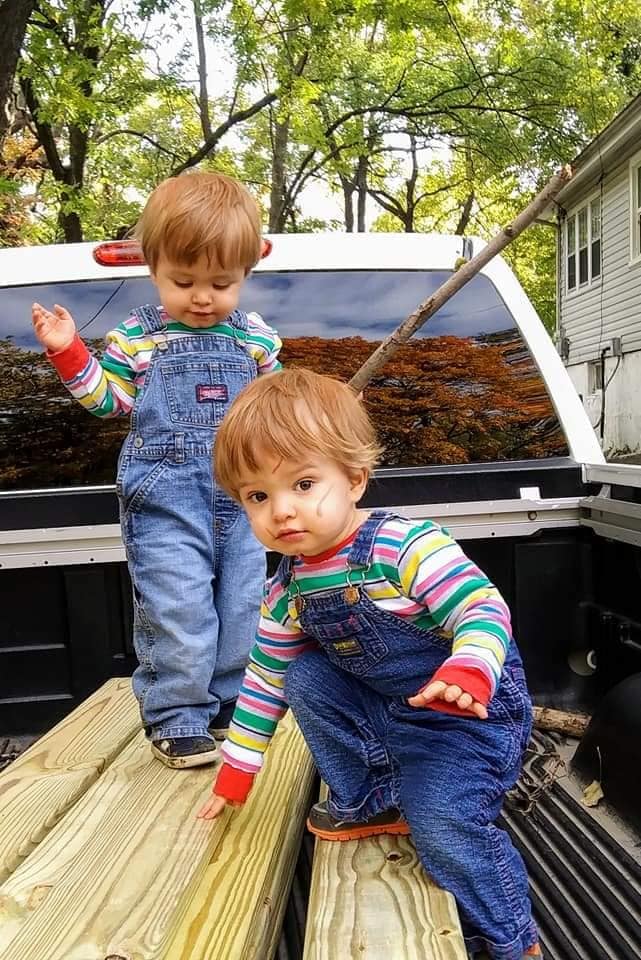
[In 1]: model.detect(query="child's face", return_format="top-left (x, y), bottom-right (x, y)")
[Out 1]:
top-left (237, 453), bottom-right (368, 557)
top-left (151, 251), bottom-right (246, 326)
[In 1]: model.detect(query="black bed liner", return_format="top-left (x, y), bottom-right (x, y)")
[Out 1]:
top-left (501, 731), bottom-right (641, 960)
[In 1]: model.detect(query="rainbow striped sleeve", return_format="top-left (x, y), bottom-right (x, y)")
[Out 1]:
top-left (220, 580), bottom-right (315, 775)
top-left (245, 312), bottom-right (282, 374)
top-left (397, 522), bottom-right (512, 699)
top-left (49, 321), bottom-right (141, 418)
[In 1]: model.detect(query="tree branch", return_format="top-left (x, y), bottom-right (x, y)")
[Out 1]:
top-left (168, 52), bottom-right (308, 176)
top-left (19, 74), bottom-right (66, 181)
top-left (94, 128), bottom-right (187, 162)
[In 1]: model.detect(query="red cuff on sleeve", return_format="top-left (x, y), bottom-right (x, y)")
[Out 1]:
top-left (213, 763), bottom-right (256, 804)
top-left (420, 665), bottom-right (492, 717)
top-left (47, 333), bottom-right (91, 379)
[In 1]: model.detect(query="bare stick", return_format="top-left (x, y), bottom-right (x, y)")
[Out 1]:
top-left (533, 705), bottom-right (590, 738)
top-left (349, 165), bottom-right (573, 394)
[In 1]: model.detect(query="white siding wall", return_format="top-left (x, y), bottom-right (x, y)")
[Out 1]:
top-left (560, 158), bottom-right (641, 362)
top-left (560, 152), bottom-right (641, 455)
top-left (567, 353), bottom-right (641, 456)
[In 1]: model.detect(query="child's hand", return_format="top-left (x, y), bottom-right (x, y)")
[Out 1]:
top-left (197, 793), bottom-right (240, 820)
top-left (32, 302), bottom-right (76, 353)
top-left (408, 680), bottom-right (488, 719)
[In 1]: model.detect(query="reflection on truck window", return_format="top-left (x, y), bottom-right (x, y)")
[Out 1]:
top-left (0, 270), bottom-right (568, 492)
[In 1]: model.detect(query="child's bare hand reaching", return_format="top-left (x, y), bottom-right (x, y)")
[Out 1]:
top-left (408, 680), bottom-right (489, 719)
top-left (32, 302), bottom-right (76, 354)
top-left (197, 793), bottom-right (241, 820)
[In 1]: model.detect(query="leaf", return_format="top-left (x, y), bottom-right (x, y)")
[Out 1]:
top-left (581, 779), bottom-right (604, 808)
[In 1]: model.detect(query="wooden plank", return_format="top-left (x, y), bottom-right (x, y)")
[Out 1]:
top-left (164, 711), bottom-right (315, 960)
top-left (0, 730), bottom-right (223, 959)
top-left (0, 678), bottom-right (140, 884)
top-left (303, 788), bottom-right (467, 960)
top-left (0, 714), bottom-right (314, 960)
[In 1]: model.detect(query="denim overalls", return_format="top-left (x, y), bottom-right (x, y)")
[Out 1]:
top-left (281, 510), bottom-right (538, 960)
top-left (116, 305), bottom-right (265, 741)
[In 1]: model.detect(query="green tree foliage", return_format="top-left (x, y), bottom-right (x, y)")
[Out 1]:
top-left (2, 0), bottom-right (641, 329)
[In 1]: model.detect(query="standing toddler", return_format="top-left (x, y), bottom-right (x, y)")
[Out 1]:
top-left (32, 172), bottom-right (281, 768)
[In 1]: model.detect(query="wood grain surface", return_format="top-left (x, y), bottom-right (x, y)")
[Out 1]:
top-left (0, 678), bottom-right (140, 884)
top-left (303, 787), bottom-right (467, 960)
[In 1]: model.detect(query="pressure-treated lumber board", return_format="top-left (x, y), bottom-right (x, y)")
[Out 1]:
top-left (0, 729), bottom-right (227, 959)
top-left (0, 678), bottom-right (140, 884)
top-left (165, 711), bottom-right (315, 960)
top-left (0, 711), bottom-right (314, 960)
top-left (303, 788), bottom-right (467, 960)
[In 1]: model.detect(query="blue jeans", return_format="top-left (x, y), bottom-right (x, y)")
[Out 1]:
top-left (279, 510), bottom-right (538, 960)
top-left (118, 305), bottom-right (265, 739)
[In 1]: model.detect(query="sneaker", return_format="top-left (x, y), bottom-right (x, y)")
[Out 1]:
top-left (471, 946), bottom-right (542, 960)
top-left (209, 699), bottom-right (237, 741)
top-left (306, 800), bottom-right (411, 842)
top-left (151, 735), bottom-right (218, 769)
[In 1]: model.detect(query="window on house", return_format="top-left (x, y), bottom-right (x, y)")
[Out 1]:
top-left (566, 196), bottom-right (601, 291)
top-left (578, 207), bottom-right (588, 284)
top-left (591, 199), bottom-right (601, 278)
top-left (631, 156), bottom-right (641, 260)
top-left (567, 218), bottom-right (576, 290)
top-left (588, 359), bottom-right (603, 394)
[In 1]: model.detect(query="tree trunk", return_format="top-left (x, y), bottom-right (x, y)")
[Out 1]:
top-left (58, 204), bottom-right (83, 243)
top-left (455, 141), bottom-right (475, 235)
top-left (455, 192), bottom-right (474, 235)
top-left (341, 176), bottom-right (355, 232)
top-left (269, 114), bottom-right (290, 232)
top-left (193, 0), bottom-right (212, 141)
top-left (19, 0), bottom-right (104, 243)
top-left (356, 153), bottom-right (368, 232)
top-left (0, 0), bottom-right (35, 150)
top-left (403, 134), bottom-right (419, 233)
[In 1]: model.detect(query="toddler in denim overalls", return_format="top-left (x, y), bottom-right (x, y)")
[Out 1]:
top-left (32, 172), bottom-right (281, 768)
top-left (199, 368), bottom-right (543, 960)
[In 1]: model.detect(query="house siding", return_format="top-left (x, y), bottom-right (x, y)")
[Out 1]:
top-left (560, 158), bottom-right (641, 364)
top-left (558, 149), bottom-right (641, 456)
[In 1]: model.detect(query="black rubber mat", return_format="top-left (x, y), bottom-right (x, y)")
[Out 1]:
top-left (278, 734), bottom-right (641, 960)
top-left (500, 731), bottom-right (641, 960)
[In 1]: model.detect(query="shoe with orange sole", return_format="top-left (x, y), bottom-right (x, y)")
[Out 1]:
top-left (306, 800), bottom-right (411, 841)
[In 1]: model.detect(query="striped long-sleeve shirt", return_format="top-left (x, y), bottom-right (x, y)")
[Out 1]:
top-left (48, 309), bottom-right (282, 416)
top-left (215, 515), bottom-right (512, 803)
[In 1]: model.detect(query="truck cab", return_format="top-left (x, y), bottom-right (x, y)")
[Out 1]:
top-left (1, 234), bottom-right (640, 958)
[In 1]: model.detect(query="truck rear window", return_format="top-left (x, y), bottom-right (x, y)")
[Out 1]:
top-left (0, 270), bottom-right (568, 492)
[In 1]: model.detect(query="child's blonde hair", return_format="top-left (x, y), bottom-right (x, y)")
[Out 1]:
top-left (135, 171), bottom-right (262, 272)
top-left (215, 368), bottom-right (383, 501)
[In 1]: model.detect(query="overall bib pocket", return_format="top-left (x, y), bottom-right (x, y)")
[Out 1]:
top-left (161, 358), bottom-right (252, 427)
top-left (310, 612), bottom-right (389, 677)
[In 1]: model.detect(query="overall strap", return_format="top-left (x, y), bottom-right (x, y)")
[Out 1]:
top-left (347, 510), bottom-right (393, 568)
top-left (227, 309), bottom-right (249, 333)
top-left (131, 304), bottom-right (167, 335)
top-left (274, 553), bottom-right (294, 589)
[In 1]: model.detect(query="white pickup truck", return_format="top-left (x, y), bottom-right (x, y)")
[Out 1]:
top-left (1, 233), bottom-right (640, 959)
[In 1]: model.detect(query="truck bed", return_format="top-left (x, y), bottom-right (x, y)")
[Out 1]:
top-left (503, 730), bottom-right (641, 960)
